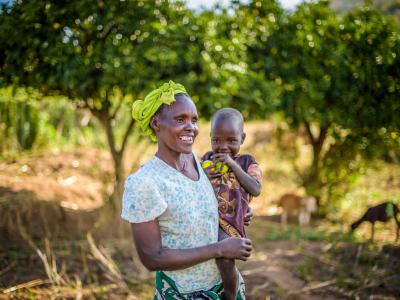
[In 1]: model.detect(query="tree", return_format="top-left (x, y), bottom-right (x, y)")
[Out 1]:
top-left (0, 0), bottom-right (200, 208)
top-left (243, 0), bottom-right (400, 205)
top-left (169, 2), bottom-right (278, 121)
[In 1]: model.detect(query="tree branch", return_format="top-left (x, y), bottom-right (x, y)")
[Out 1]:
top-left (119, 118), bottom-right (135, 156)
top-left (315, 124), bottom-right (330, 157)
top-left (89, 106), bottom-right (117, 159)
top-left (304, 120), bottom-right (316, 145)
top-left (111, 98), bottom-right (123, 120)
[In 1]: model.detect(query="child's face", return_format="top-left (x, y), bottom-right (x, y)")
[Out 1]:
top-left (210, 118), bottom-right (244, 156)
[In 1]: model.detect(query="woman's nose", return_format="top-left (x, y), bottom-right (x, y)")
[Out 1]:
top-left (184, 120), bottom-right (196, 131)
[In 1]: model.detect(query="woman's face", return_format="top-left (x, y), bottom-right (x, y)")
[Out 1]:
top-left (152, 95), bottom-right (199, 154)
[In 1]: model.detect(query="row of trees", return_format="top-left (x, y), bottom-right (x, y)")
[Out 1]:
top-left (1, 0), bottom-right (399, 209)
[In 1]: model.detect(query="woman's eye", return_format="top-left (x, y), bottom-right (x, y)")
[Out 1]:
top-left (192, 119), bottom-right (198, 124)
top-left (176, 118), bottom-right (184, 123)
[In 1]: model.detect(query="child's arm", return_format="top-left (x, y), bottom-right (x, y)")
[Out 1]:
top-left (212, 153), bottom-right (261, 197)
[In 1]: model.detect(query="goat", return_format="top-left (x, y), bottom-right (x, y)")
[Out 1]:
top-left (278, 193), bottom-right (317, 226)
top-left (350, 202), bottom-right (400, 242)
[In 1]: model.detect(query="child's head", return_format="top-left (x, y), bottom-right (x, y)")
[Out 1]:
top-left (210, 108), bottom-right (246, 156)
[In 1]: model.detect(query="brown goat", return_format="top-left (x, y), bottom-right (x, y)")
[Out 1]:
top-left (350, 202), bottom-right (400, 242)
top-left (278, 193), bottom-right (317, 226)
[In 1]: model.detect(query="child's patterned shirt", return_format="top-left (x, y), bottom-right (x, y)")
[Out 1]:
top-left (202, 152), bottom-right (262, 238)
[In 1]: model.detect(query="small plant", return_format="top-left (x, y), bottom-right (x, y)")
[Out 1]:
top-left (15, 102), bottom-right (39, 150)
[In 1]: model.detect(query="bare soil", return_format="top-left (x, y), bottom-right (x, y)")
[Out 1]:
top-left (240, 216), bottom-right (400, 300)
top-left (1, 148), bottom-right (399, 299)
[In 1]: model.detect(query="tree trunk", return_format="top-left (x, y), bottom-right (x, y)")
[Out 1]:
top-left (90, 108), bottom-right (135, 212)
top-left (303, 122), bottom-right (330, 207)
top-left (87, 107), bottom-right (135, 238)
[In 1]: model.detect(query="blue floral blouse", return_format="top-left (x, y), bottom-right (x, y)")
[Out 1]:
top-left (121, 154), bottom-right (221, 293)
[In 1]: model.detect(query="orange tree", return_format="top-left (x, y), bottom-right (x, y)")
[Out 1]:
top-left (0, 0), bottom-right (207, 207)
top-left (186, 3), bottom-right (278, 120)
top-left (0, 0), bottom-right (277, 207)
top-left (241, 0), bottom-right (400, 205)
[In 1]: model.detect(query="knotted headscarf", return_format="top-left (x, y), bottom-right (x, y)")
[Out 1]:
top-left (132, 80), bottom-right (188, 141)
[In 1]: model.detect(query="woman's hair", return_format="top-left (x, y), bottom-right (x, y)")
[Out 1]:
top-left (132, 81), bottom-right (188, 141)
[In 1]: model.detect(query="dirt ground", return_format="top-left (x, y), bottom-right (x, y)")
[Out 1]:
top-left (1, 148), bottom-right (399, 299)
top-left (242, 215), bottom-right (400, 300)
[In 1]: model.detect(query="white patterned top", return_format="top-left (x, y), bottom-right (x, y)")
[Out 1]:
top-left (121, 154), bottom-right (221, 293)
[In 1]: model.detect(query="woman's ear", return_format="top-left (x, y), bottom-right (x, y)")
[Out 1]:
top-left (241, 132), bottom-right (246, 144)
top-left (150, 116), bottom-right (160, 133)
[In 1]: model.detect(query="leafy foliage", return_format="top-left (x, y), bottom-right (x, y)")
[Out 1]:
top-left (1, 0), bottom-right (399, 208)
top-left (242, 0), bottom-right (400, 203)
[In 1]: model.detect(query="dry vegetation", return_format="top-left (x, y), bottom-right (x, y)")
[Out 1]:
top-left (1, 121), bottom-right (399, 299)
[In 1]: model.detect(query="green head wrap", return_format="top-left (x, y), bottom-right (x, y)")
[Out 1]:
top-left (132, 80), bottom-right (188, 141)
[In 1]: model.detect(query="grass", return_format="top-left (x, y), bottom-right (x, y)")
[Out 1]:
top-left (0, 238), bottom-right (155, 299)
top-left (263, 222), bottom-right (359, 243)
top-left (1, 120), bottom-right (400, 298)
top-left (290, 239), bottom-right (400, 298)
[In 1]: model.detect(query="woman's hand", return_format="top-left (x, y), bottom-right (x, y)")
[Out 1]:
top-left (217, 237), bottom-right (252, 261)
top-left (244, 207), bottom-right (253, 226)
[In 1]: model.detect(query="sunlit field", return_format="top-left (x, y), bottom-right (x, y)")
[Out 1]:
top-left (1, 0), bottom-right (399, 298)
top-left (1, 120), bottom-right (399, 299)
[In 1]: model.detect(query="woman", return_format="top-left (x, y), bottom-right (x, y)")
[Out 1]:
top-left (121, 81), bottom-right (252, 299)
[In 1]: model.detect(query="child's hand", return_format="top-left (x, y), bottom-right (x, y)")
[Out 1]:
top-left (211, 153), bottom-right (236, 168)
top-left (244, 207), bottom-right (253, 226)
top-left (202, 163), bottom-right (222, 179)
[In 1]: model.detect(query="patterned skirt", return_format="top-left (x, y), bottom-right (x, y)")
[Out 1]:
top-left (154, 271), bottom-right (246, 300)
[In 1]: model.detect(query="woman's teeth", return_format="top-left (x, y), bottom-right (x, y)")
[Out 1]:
top-left (179, 136), bottom-right (193, 142)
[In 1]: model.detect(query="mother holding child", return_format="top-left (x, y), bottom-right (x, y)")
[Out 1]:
top-left (121, 81), bottom-right (262, 299)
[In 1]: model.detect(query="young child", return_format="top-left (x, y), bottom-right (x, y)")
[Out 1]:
top-left (202, 108), bottom-right (262, 300)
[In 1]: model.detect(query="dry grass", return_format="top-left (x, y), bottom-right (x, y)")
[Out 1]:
top-left (1, 120), bottom-right (399, 299)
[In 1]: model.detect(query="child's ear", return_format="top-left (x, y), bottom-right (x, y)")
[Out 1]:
top-left (241, 132), bottom-right (246, 144)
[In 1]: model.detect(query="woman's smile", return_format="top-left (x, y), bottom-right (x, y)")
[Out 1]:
top-left (155, 95), bottom-right (199, 154)
top-left (179, 135), bottom-right (194, 143)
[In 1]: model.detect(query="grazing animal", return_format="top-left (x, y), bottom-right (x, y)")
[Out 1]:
top-left (278, 193), bottom-right (317, 226)
top-left (350, 202), bottom-right (400, 242)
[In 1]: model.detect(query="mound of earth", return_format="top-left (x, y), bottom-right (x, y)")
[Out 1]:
top-left (0, 148), bottom-right (114, 246)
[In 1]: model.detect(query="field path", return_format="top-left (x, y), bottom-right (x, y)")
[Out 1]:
top-left (240, 218), bottom-right (347, 300)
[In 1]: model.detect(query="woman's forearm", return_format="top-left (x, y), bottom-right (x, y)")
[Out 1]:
top-left (131, 220), bottom-right (251, 272)
top-left (143, 242), bottom-right (221, 271)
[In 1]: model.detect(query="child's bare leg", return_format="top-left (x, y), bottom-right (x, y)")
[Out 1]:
top-left (216, 228), bottom-right (238, 300)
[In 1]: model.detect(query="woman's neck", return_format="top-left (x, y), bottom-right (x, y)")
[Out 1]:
top-left (156, 148), bottom-right (189, 171)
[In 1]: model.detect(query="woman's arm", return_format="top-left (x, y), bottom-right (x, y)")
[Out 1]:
top-left (131, 220), bottom-right (252, 271)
